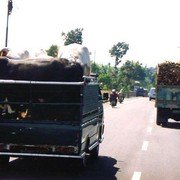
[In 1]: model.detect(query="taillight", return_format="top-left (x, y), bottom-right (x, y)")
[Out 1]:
top-left (55, 146), bottom-right (78, 154)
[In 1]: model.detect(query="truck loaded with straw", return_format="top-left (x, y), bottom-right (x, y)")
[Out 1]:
top-left (156, 61), bottom-right (180, 126)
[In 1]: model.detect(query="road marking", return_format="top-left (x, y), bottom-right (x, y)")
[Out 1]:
top-left (142, 141), bottom-right (149, 151)
top-left (149, 108), bottom-right (156, 123)
top-left (147, 127), bottom-right (152, 133)
top-left (132, 172), bottom-right (141, 180)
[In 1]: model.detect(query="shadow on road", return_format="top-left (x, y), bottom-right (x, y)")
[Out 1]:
top-left (0, 156), bottom-right (119, 179)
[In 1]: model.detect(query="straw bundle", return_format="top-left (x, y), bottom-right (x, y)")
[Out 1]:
top-left (157, 61), bottom-right (180, 85)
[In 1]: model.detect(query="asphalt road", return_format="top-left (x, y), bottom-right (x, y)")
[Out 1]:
top-left (0, 97), bottom-right (180, 179)
top-left (102, 97), bottom-right (180, 180)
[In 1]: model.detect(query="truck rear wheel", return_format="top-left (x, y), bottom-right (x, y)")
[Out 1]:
top-left (78, 140), bottom-right (89, 169)
top-left (90, 145), bottom-right (99, 160)
top-left (0, 156), bottom-right (9, 170)
top-left (157, 108), bottom-right (168, 126)
top-left (156, 108), bottom-right (162, 125)
top-left (80, 155), bottom-right (87, 168)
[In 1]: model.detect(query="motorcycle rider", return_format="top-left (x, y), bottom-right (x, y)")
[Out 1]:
top-left (109, 89), bottom-right (119, 106)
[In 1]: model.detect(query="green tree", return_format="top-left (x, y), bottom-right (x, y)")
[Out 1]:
top-left (143, 67), bottom-right (156, 89)
top-left (120, 60), bottom-right (146, 90)
top-left (91, 60), bottom-right (156, 95)
top-left (98, 73), bottom-right (112, 90)
top-left (109, 42), bottom-right (129, 67)
top-left (46, 45), bottom-right (58, 57)
top-left (61, 28), bottom-right (83, 45)
top-left (91, 61), bottom-right (101, 75)
top-left (91, 62), bottom-right (119, 90)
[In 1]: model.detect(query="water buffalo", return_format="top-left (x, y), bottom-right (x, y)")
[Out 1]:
top-left (0, 57), bottom-right (83, 82)
top-left (58, 43), bottom-right (91, 76)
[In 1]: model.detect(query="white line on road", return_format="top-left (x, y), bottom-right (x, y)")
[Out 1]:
top-left (142, 141), bottom-right (149, 151)
top-left (132, 172), bottom-right (141, 180)
top-left (150, 108), bottom-right (156, 123)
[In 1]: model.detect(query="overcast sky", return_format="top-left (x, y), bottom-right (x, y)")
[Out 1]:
top-left (1, 0), bottom-right (180, 67)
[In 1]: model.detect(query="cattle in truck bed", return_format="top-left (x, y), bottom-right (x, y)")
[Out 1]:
top-left (58, 43), bottom-right (91, 76)
top-left (0, 57), bottom-right (83, 82)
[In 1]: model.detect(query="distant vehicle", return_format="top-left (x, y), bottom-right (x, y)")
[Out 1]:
top-left (148, 87), bottom-right (156, 101)
top-left (135, 87), bottom-right (145, 97)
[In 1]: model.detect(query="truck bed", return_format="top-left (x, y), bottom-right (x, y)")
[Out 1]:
top-left (0, 78), bottom-right (103, 160)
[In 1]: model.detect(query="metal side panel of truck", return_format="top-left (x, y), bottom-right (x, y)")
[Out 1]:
top-left (156, 85), bottom-right (180, 126)
top-left (0, 77), bottom-right (104, 168)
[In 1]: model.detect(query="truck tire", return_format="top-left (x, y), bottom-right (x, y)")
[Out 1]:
top-left (156, 108), bottom-right (168, 126)
top-left (156, 108), bottom-right (162, 125)
top-left (75, 155), bottom-right (87, 169)
top-left (90, 145), bottom-right (99, 160)
top-left (0, 156), bottom-right (9, 170)
top-left (110, 101), bottom-right (117, 107)
top-left (80, 155), bottom-right (87, 168)
top-left (78, 140), bottom-right (89, 168)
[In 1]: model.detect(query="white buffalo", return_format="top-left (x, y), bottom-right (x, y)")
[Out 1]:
top-left (58, 43), bottom-right (91, 76)
top-left (1, 48), bottom-right (53, 60)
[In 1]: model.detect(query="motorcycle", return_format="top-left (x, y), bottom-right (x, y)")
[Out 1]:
top-left (118, 92), bottom-right (125, 104)
top-left (119, 96), bottom-right (124, 103)
top-left (110, 100), bottom-right (117, 107)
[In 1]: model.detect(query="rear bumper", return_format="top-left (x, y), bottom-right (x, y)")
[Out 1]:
top-left (0, 143), bottom-right (85, 159)
top-left (0, 152), bottom-right (85, 159)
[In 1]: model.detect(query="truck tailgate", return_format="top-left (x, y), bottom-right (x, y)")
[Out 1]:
top-left (0, 122), bottom-right (82, 158)
top-left (0, 122), bottom-right (80, 145)
top-left (156, 85), bottom-right (180, 108)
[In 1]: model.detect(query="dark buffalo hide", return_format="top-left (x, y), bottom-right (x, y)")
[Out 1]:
top-left (0, 57), bottom-right (83, 82)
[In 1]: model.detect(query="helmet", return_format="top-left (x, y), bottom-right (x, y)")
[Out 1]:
top-left (112, 89), bottom-right (116, 93)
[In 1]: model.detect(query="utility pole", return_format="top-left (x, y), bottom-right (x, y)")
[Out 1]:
top-left (5, 0), bottom-right (13, 47)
